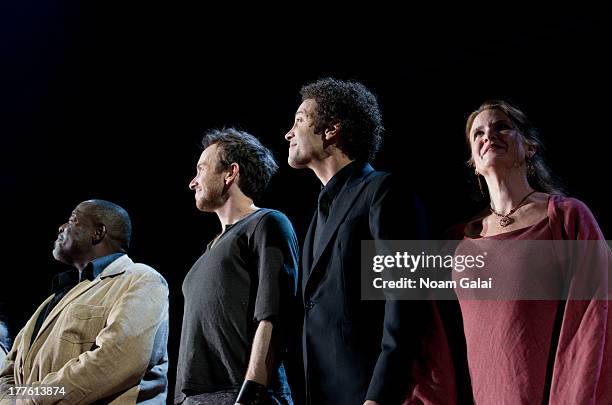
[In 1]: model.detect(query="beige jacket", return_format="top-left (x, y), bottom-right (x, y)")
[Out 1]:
top-left (0, 255), bottom-right (169, 404)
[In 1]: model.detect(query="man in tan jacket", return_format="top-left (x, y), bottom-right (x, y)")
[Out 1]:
top-left (0, 199), bottom-right (169, 404)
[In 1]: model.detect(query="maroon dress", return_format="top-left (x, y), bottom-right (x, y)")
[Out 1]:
top-left (458, 196), bottom-right (611, 404)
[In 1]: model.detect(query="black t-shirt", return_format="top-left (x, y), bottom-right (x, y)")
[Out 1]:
top-left (175, 209), bottom-right (298, 402)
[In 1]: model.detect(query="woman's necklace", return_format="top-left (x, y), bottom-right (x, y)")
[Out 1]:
top-left (490, 190), bottom-right (536, 227)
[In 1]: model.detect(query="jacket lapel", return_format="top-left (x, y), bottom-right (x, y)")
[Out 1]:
top-left (301, 211), bottom-right (317, 292)
top-left (304, 163), bottom-right (374, 295)
top-left (18, 295), bottom-right (54, 370)
top-left (31, 255), bottom-right (131, 346)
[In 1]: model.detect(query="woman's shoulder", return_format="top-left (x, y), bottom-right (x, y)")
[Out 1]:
top-left (550, 195), bottom-right (596, 221)
top-left (549, 195), bottom-right (605, 240)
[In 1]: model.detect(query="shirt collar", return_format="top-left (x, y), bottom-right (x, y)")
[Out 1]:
top-left (51, 252), bottom-right (125, 292)
top-left (321, 160), bottom-right (359, 201)
top-left (86, 252), bottom-right (125, 280)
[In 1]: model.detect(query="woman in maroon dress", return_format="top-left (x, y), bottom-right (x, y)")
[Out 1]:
top-left (458, 100), bottom-right (611, 404)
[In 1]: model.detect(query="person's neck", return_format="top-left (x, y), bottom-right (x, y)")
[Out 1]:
top-left (483, 168), bottom-right (533, 214)
top-left (309, 153), bottom-right (354, 185)
top-left (73, 258), bottom-right (93, 275)
top-left (72, 247), bottom-right (118, 274)
top-left (215, 195), bottom-right (258, 232)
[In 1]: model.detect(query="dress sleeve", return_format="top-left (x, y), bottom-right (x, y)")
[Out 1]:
top-left (549, 197), bottom-right (611, 404)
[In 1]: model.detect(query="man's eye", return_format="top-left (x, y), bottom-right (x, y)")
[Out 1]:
top-left (473, 130), bottom-right (483, 138)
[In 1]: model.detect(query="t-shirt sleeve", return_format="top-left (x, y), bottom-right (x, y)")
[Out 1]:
top-left (251, 211), bottom-right (299, 323)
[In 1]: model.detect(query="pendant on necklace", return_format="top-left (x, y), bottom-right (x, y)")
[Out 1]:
top-left (499, 216), bottom-right (513, 227)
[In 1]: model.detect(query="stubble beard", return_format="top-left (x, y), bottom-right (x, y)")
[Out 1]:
top-left (196, 182), bottom-right (228, 212)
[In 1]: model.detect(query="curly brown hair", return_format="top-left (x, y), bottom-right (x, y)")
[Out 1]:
top-left (300, 78), bottom-right (384, 162)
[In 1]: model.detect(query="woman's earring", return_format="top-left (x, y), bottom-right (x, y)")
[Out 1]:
top-left (526, 155), bottom-right (535, 178)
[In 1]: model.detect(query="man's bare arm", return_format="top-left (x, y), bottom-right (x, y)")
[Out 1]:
top-left (236, 320), bottom-right (275, 405)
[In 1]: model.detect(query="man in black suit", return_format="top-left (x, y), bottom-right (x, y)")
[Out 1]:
top-left (284, 78), bottom-right (424, 405)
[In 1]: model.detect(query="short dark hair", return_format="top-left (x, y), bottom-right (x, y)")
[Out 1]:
top-left (465, 100), bottom-right (565, 195)
top-left (201, 128), bottom-right (278, 201)
top-left (83, 199), bottom-right (132, 250)
top-left (300, 77), bottom-right (384, 162)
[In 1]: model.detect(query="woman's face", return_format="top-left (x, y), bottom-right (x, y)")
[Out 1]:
top-left (469, 108), bottom-right (531, 175)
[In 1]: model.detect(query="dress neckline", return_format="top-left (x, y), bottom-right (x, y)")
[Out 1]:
top-left (465, 195), bottom-right (553, 240)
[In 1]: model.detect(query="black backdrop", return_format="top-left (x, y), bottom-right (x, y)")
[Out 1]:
top-left (1, 3), bottom-right (610, 402)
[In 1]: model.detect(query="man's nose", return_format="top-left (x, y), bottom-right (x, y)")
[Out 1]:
top-left (58, 223), bottom-right (66, 233)
top-left (189, 177), bottom-right (197, 190)
top-left (284, 129), bottom-right (293, 141)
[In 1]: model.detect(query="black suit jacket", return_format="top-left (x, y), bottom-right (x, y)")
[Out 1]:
top-left (301, 162), bottom-right (425, 405)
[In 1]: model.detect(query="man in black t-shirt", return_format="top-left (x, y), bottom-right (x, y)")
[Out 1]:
top-left (175, 128), bottom-right (299, 405)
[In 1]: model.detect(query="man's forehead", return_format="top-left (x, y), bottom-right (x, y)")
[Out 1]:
top-left (198, 143), bottom-right (219, 164)
top-left (72, 204), bottom-right (90, 217)
top-left (297, 98), bottom-right (317, 115)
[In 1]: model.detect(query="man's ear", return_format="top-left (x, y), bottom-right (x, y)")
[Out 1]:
top-left (225, 163), bottom-right (240, 186)
top-left (92, 223), bottom-right (107, 245)
top-left (323, 121), bottom-right (341, 143)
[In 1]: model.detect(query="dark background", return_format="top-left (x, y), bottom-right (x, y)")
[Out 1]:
top-left (1, 3), bottom-right (610, 402)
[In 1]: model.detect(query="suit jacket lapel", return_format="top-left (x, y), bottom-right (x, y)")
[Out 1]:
top-left (301, 211), bottom-right (317, 292)
top-left (31, 255), bottom-right (131, 347)
top-left (32, 279), bottom-right (102, 346)
top-left (18, 295), bottom-right (54, 368)
top-left (304, 163), bottom-right (374, 294)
